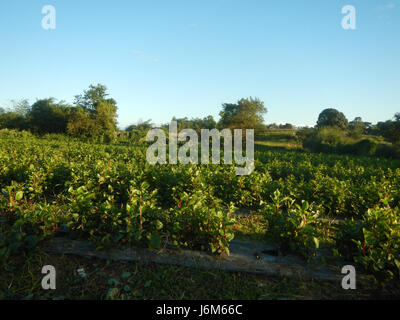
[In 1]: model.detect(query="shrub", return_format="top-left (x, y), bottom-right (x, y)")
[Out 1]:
top-left (262, 190), bottom-right (321, 259)
top-left (334, 203), bottom-right (400, 286)
top-left (375, 144), bottom-right (399, 159)
top-left (351, 139), bottom-right (377, 156)
top-left (167, 191), bottom-right (236, 255)
top-left (302, 126), bottom-right (351, 153)
top-left (356, 206), bottom-right (400, 285)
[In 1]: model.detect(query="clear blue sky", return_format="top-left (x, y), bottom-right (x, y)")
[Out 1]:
top-left (0, 0), bottom-right (399, 129)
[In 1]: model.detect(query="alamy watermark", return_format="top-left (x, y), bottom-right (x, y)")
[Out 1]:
top-left (41, 5), bottom-right (356, 31)
top-left (41, 265), bottom-right (56, 290)
top-left (341, 5), bottom-right (356, 30)
top-left (145, 121), bottom-right (255, 176)
top-left (341, 265), bottom-right (356, 289)
top-left (41, 5), bottom-right (56, 30)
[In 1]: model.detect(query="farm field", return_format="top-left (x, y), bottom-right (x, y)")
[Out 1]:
top-left (0, 129), bottom-right (399, 299)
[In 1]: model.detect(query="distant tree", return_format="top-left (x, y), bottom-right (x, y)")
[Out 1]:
top-left (27, 98), bottom-right (71, 134)
top-left (372, 113), bottom-right (400, 144)
top-left (218, 97), bottom-right (267, 130)
top-left (0, 111), bottom-right (27, 130)
top-left (74, 84), bottom-right (117, 112)
top-left (316, 108), bottom-right (348, 129)
top-left (67, 106), bottom-right (96, 138)
top-left (197, 115), bottom-right (217, 130)
top-left (69, 84), bottom-right (118, 141)
top-left (279, 123), bottom-right (294, 129)
top-left (125, 119), bottom-right (154, 143)
top-left (94, 101), bottom-right (118, 141)
top-left (267, 123), bottom-right (279, 129)
top-left (0, 100), bottom-right (31, 130)
top-left (126, 119), bottom-right (153, 132)
top-left (349, 117), bottom-right (366, 136)
top-left (170, 116), bottom-right (189, 132)
top-left (391, 113), bottom-right (400, 144)
top-left (165, 116), bottom-right (217, 134)
top-left (9, 99), bottom-right (30, 116)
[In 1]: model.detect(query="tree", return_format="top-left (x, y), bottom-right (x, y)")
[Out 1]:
top-left (0, 111), bottom-right (27, 130)
top-left (218, 97), bottom-right (267, 130)
top-left (125, 119), bottom-right (154, 143)
top-left (373, 113), bottom-right (400, 144)
top-left (267, 123), bottom-right (279, 129)
top-left (0, 100), bottom-right (30, 130)
top-left (74, 84), bottom-right (117, 112)
top-left (316, 108), bottom-right (349, 129)
top-left (27, 98), bottom-right (71, 134)
top-left (69, 84), bottom-right (118, 141)
top-left (279, 123), bottom-right (294, 129)
top-left (163, 116), bottom-right (217, 135)
top-left (67, 106), bottom-right (96, 138)
top-left (9, 99), bottom-right (30, 116)
top-left (391, 113), bottom-right (400, 144)
top-left (94, 101), bottom-right (118, 142)
top-left (126, 119), bottom-right (153, 132)
top-left (349, 117), bottom-right (366, 136)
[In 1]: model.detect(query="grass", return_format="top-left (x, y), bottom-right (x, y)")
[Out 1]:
top-left (1, 246), bottom-right (394, 300)
top-left (1, 213), bottom-right (397, 300)
top-left (255, 129), bottom-right (302, 151)
top-left (255, 140), bottom-right (302, 151)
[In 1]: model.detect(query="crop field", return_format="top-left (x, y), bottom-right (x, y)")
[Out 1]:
top-left (0, 129), bottom-right (399, 299)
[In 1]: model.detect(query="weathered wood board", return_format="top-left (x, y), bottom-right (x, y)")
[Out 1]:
top-left (42, 237), bottom-right (370, 283)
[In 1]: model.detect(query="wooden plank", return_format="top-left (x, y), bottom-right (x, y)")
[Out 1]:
top-left (42, 237), bottom-right (371, 284)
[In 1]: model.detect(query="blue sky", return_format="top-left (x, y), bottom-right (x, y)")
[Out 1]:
top-left (0, 0), bottom-right (399, 129)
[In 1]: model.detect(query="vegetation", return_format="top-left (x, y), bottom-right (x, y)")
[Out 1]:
top-left (316, 108), bottom-right (349, 129)
top-left (1, 89), bottom-right (399, 299)
top-left (0, 84), bottom-right (118, 142)
top-left (0, 129), bottom-right (399, 297)
top-left (218, 97), bottom-right (267, 131)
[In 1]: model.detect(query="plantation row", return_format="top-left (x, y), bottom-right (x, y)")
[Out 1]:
top-left (0, 129), bottom-right (399, 285)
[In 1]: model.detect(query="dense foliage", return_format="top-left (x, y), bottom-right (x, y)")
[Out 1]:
top-left (0, 84), bottom-right (118, 141)
top-left (0, 129), bottom-right (399, 285)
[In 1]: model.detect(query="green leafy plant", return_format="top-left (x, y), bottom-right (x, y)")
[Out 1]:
top-left (263, 190), bottom-right (321, 259)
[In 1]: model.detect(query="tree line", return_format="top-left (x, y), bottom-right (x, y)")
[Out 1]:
top-left (0, 84), bottom-right (118, 142)
top-left (314, 108), bottom-right (400, 145)
top-left (1, 84), bottom-right (398, 148)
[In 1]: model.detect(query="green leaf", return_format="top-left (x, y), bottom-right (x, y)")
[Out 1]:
top-left (155, 220), bottom-right (163, 231)
top-left (313, 237), bottom-right (319, 249)
top-left (15, 191), bottom-right (24, 201)
top-left (149, 233), bottom-right (161, 249)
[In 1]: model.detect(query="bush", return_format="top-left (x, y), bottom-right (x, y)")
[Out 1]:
top-left (375, 144), bottom-right (399, 159)
top-left (335, 203), bottom-right (400, 286)
top-left (167, 191), bottom-right (236, 255)
top-left (352, 139), bottom-right (377, 156)
top-left (301, 127), bottom-right (399, 159)
top-left (302, 126), bottom-right (351, 153)
top-left (356, 206), bottom-right (400, 285)
top-left (262, 190), bottom-right (321, 259)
